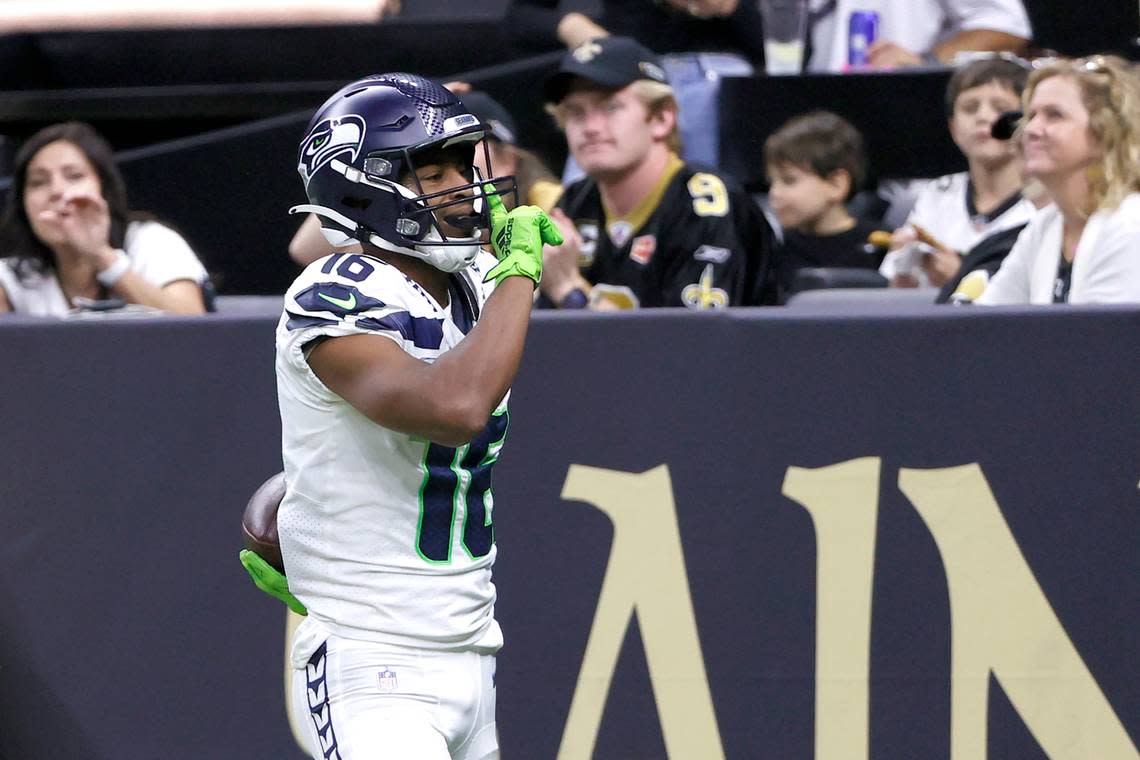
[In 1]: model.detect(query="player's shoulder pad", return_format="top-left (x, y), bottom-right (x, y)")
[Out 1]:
top-left (286, 252), bottom-right (417, 319)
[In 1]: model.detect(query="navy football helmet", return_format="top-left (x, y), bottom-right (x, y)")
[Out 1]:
top-left (291, 73), bottom-right (516, 272)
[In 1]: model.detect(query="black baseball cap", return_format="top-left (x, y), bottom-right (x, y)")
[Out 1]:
top-left (461, 91), bottom-right (518, 145)
top-left (543, 36), bottom-right (669, 105)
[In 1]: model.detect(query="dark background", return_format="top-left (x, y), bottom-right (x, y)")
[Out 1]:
top-left (0, 305), bottom-right (1136, 758)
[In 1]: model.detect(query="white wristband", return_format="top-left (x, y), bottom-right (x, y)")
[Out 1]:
top-left (95, 250), bottom-right (130, 287)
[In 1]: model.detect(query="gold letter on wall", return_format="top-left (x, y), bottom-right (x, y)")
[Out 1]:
top-left (557, 464), bottom-right (725, 760)
top-left (782, 457), bottom-right (881, 760)
top-left (900, 464), bottom-right (1138, 760)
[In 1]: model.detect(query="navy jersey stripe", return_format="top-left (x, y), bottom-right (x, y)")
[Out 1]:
top-left (357, 312), bottom-right (444, 350)
top-left (449, 275), bottom-right (478, 335)
top-left (286, 312), bottom-right (339, 331)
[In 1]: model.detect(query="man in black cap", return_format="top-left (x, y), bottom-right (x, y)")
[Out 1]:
top-left (507, 0), bottom-right (763, 168)
top-left (539, 36), bottom-right (774, 309)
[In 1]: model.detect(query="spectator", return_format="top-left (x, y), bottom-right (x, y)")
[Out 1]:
top-left (287, 89), bottom-right (558, 266)
top-left (807, 0), bottom-right (1032, 72)
top-left (764, 111), bottom-right (883, 302)
top-left (938, 106), bottom-right (1054, 303)
top-left (539, 36), bottom-right (775, 309)
top-left (508, 0), bottom-right (763, 169)
top-left (0, 122), bottom-right (208, 316)
top-left (287, 213), bottom-right (359, 267)
top-left (880, 57), bottom-right (1037, 288)
top-left (979, 55), bottom-right (1140, 304)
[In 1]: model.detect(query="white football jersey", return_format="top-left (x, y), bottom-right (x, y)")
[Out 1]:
top-left (879, 172), bottom-right (1037, 283)
top-left (907, 172), bottom-right (1036, 253)
top-left (275, 249), bottom-right (507, 652)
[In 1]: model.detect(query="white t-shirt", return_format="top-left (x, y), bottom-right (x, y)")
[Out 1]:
top-left (807, 0), bottom-right (1032, 72)
top-left (0, 220), bottom-right (207, 317)
top-left (275, 249), bottom-right (506, 652)
top-left (979, 193), bottom-right (1140, 304)
top-left (879, 171), bottom-right (1037, 283)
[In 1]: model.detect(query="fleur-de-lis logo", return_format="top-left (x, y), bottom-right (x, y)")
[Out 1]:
top-left (681, 264), bottom-right (728, 310)
top-left (573, 40), bottom-right (604, 63)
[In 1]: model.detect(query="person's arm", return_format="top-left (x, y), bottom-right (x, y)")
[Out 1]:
top-left (914, 222), bottom-right (962, 287)
top-left (932, 28), bottom-right (1028, 62)
top-left (307, 197), bottom-right (560, 446)
top-left (869, 29), bottom-right (1028, 68)
top-left (51, 194), bottom-right (206, 313)
top-left (556, 12), bottom-right (609, 48)
top-left (661, 0), bottom-right (739, 19)
top-left (0, 284), bottom-right (10, 312)
top-left (1072, 203), bottom-right (1140, 304)
top-left (307, 277), bottom-right (536, 446)
top-left (106, 266), bottom-right (205, 314)
top-left (506, 0), bottom-right (592, 50)
top-left (289, 213), bottom-right (359, 266)
top-left (539, 207), bottom-right (593, 305)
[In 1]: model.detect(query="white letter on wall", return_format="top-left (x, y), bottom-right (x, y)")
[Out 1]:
top-left (557, 464), bottom-right (725, 760)
top-left (783, 457), bottom-right (881, 760)
top-left (900, 464), bottom-right (1138, 760)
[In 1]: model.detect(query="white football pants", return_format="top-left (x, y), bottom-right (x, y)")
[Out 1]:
top-left (291, 629), bottom-right (498, 760)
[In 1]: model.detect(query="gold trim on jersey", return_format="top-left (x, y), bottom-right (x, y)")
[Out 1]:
top-left (603, 153), bottom-right (684, 245)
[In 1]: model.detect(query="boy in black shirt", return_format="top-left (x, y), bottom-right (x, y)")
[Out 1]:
top-left (764, 111), bottom-right (885, 303)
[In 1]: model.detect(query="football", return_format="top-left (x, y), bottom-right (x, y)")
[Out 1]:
top-left (241, 471), bottom-right (287, 573)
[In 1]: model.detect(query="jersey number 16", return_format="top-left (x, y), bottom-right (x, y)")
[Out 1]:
top-left (415, 410), bottom-right (509, 563)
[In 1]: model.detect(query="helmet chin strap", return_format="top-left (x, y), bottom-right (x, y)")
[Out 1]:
top-left (289, 203), bottom-right (481, 273)
top-left (366, 231), bottom-right (480, 273)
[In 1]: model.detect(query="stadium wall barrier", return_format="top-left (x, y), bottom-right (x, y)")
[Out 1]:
top-left (0, 306), bottom-right (1136, 758)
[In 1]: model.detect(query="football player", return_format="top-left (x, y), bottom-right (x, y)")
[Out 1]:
top-left (539, 36), bottom-right (776, 309)
top-left (240, 73), bottom-right (560, 760)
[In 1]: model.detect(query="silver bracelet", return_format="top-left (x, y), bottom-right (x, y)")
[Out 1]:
top-left (95, 250), bottom-right (130, 287)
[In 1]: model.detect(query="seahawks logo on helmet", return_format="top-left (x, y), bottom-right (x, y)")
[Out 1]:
top-left (298, 115), bottom-right (367, 187)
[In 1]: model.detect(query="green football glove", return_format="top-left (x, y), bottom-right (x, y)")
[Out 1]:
top-left (482, 186), bottom-right (564, 286)
top-left (239, 549), bottom-right (307, 616)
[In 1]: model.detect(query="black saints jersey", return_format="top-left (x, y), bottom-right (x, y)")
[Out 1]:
top-left (556, 156), bottom-right (774, 308)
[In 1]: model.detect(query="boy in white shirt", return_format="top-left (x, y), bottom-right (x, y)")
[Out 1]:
top-left (880, 57), bottom-right (1037, 288)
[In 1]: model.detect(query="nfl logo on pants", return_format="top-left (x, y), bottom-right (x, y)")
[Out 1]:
top-left (378, 667), bottom-right (398, 693)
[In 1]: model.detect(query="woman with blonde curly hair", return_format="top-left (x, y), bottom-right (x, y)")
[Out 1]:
top-left (978, 55), bottom-right (1140, 304)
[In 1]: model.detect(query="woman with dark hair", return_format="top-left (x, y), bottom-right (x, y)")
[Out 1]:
top-left (0, 122), bottom-right (208, 315)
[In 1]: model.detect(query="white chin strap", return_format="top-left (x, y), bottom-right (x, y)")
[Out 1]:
top-left (288, 202), bottom-right (482, 274)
